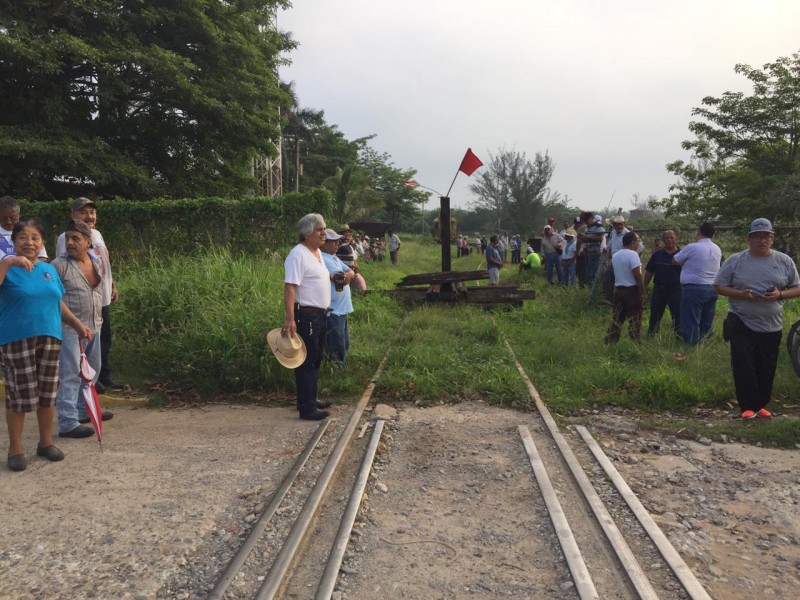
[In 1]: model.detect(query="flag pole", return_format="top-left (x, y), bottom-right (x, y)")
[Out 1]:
top-left (444, 169), bottom-right (461, 199)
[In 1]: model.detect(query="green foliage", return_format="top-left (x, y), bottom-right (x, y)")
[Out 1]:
top-left (0, 0), bottom-right (293, 199)
top-left (468, 148), bottom-right (576, 234)
top-left (661, 50), bottom-right (800, 221)
top-left (18, 190), bottom-right (332, 259)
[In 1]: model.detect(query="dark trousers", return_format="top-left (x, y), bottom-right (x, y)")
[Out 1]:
top-left (602, 262), bottom-right (615, 302)
top-left (648, 284), bottom-right (681, 335)
top-left (99, 304), bottom-right (113, 383)
top-left (728, 315), bottom-right (781, 412)
top-left (606, 286), bottom-right (643, 344)
top-left (295, 311), bottom-right (327, 416)
top-left (576, 254), bottom-right (588, 288)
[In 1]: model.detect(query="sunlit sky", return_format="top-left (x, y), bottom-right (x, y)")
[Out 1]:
top-left (278, 0), bottom-right (800, 212)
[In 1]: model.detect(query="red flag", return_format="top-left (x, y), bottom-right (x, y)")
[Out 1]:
top-left (458, 148), bottom-right (483, 176)
top-left (402, 180), bottom-right (418, 188)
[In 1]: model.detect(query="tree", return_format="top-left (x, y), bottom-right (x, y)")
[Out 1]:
top-left (660, 50), bottom-right (800, 220)
top-left (357, 146), bottom-right (427, 228)
top-left (468, 148), bottom-right (559, 233)
top-left (323, 164), bottom-right (383, 224)
top-left (279, 81), bottom-right (325, 193)
top-left (0, 1), bottom-right (293, 199)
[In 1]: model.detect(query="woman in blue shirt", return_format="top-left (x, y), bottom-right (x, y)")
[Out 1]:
top-left (0, 220), bottom-right (91, 472)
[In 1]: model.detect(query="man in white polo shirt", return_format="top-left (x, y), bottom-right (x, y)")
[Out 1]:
top-left (673, 222), bottom-right (722, 346)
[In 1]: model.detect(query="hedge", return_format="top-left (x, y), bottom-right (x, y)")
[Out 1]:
top-left (18, 189), bottom-right (333, 259)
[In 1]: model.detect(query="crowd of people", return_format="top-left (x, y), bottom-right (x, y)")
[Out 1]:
top-left (1, 196), bottom-right (119, 472)
top-left (477, 211), bottom-right (799, 421)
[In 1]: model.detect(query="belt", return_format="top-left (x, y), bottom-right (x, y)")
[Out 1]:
top-left (295, 305), bottom-right (328, 315)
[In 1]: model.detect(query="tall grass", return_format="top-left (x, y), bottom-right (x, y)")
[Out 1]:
top-left (111, 235), bottom-right (800, 445)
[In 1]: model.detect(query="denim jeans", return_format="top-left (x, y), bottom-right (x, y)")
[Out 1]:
top-left (544, 253), bottom-right (562, 285)
top-left (560, 260), bottom-right (576, 286)
top-left (680, 284), bottom-right (718, 346)
top-left (586, 249), bottom-right (601, 283)
top-left (325, 313), bottom-right (350, 368)
top-left (295, 311), bottom-right (327, 416)
top-left (56, 330), bottom-right (101, 433)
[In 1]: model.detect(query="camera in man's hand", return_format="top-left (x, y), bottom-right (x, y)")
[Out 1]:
top-left (333, 271), bottom-right (345, 292)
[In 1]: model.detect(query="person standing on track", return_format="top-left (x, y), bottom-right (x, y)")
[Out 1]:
top-left (714, 218), bottom-right (800, 420)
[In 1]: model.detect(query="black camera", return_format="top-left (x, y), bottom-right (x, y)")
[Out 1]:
top-left (333, 271), bottom-right (345, 292)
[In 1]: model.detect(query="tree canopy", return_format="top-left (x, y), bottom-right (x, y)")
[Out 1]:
top-left (468, 148), bottom-right (564, 233)
top-left (660, 50), bottom-right (800, 221)
top-left (0, 0), bottom-right (292, 199)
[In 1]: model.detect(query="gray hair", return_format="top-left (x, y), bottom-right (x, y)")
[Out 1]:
top-left (0, 195), bottom-right (19, 212)
top-left (297, 213), bottom-right (326, 243)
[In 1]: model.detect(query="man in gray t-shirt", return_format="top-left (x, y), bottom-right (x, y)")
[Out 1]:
top-left (714, 218), bottom-right (800, 419)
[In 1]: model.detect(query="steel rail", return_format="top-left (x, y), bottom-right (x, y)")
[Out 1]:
top-left (518, 425), bottom-right (600, 600)
top-left (254, 355), bottom-right (388, 600)
top-left (206, 419), bottom-right (331, 600)
top-left (315, 419), bottom-right (386, 600)
top-left (505, 338), bottom-right (661, 600)
top-left (576, 425), bottom-right (714, 600)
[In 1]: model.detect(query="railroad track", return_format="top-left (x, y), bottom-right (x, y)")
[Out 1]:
top-left (173, 341), bottom-right (715, 599)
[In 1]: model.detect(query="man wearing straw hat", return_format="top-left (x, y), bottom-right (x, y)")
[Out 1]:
top-left (278, 213), bottom-right (332, 421)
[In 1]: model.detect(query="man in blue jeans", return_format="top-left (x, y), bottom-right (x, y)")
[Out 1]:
top-left (673, 223), bottom-right (722, 345)
top-left (52, 221), bottom-right (113, 438)
top-left (320, 229), bottom-right (355, 369)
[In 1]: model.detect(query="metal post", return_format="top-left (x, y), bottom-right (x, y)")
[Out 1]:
top-left (441, 196), bottom-right (451, 272)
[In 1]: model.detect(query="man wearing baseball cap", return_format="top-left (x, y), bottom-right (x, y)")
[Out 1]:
top-left (320, 229), bottom-right (355, 370)
top-left (714, 218), bottom-right (800, 419)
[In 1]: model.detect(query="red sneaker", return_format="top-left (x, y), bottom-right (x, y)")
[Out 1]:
top-left (756, 408), bottom-right (773, 419)
top-left (741, 410), bottom-right (757, 420)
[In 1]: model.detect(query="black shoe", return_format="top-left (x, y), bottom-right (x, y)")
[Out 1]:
top-left (100, 378), bottom-right (124, 389)
top-left (59, 425), bottom-right (95, 438)
top-left (315, 398), bottom-right (332, 409)
top-left (94, 381), bottom-right (106, 394)
top-left (79, 411), bottom-right (114, 424)
top-left (36, 445), bottom-right (65, 462)
top-left (7, 453), bottom-right (26, 472)
top-left (300, 409), bottom-right (329, 421)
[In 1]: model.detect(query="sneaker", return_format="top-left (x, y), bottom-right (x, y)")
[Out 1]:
top-left (756, 408), bottom-right (773, 419)
top-left (741, 410), bottom-right (757, 420)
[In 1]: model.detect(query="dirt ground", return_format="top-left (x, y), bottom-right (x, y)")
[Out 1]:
top-left (1, 398), bottom-right (798, 600)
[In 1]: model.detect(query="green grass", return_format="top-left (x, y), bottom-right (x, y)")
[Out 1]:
top-left (110, 235), bottom-right (800, 447)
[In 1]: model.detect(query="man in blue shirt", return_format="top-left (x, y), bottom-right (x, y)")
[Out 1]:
top-left (486, 235), bottom-right (503, 285)
top-left (643, 229), bottom-right (682, 336)
top-left (320, 229), bottom-right (355, 369)
top-left (673, 223), bottom-right (722, 345)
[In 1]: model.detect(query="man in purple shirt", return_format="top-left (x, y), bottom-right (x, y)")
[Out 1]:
top-left (673, 223), bottom-right (722, 345)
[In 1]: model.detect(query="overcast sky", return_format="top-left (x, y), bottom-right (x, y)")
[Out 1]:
top-left (278, 1), bottom-right (800, 213)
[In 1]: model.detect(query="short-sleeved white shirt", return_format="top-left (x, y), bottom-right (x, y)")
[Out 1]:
top-left (285, 243), bottom-right (331, 309)
top-left (611, 248), bottom-right (641, 287)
